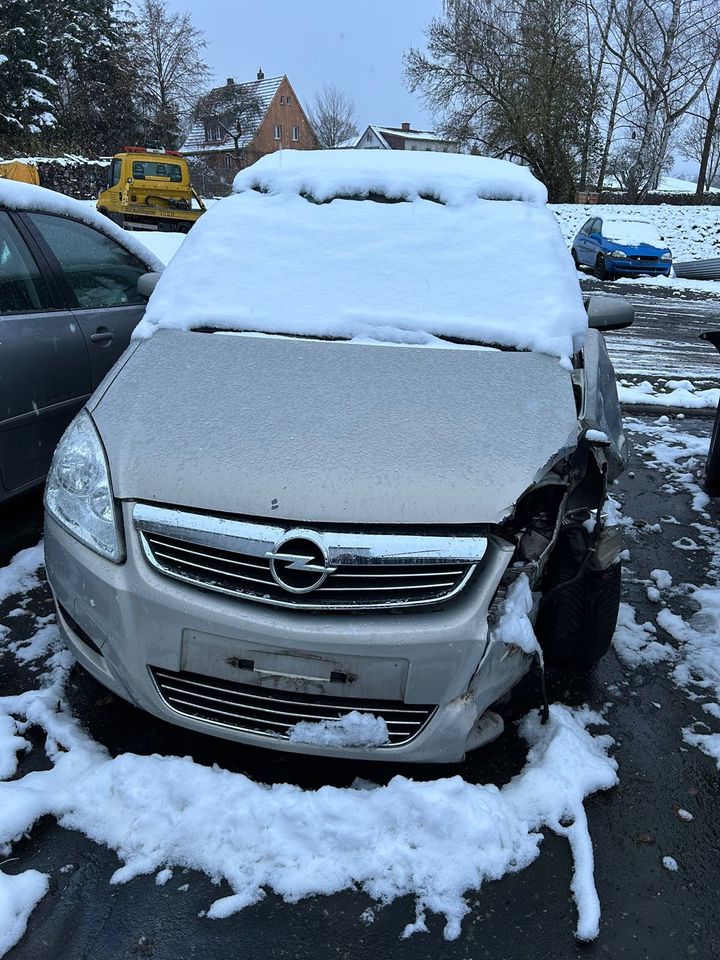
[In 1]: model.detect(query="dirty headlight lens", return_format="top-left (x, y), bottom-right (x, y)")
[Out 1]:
top-left (45, 411), bottom-right (123, 561)
top-left (660, 252), bottom-right (672, 261)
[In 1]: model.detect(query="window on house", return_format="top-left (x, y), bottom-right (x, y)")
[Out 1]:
top-left (274, 124), bottom-right (282, 140)
top-left (280, 96), bottom-right (285, 105)
top-left (291, 126), bottom-right (299, 141)
top-left (287, 95), bottom-right (292, 104)
top-left (204, 120), bottom-right (221, 142)
top-left (224, 155), bottom-right (234, 169)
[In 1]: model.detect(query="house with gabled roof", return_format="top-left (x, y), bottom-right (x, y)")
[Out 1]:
top-left (354, 123), bottom-right (459, 154)
top-left (180, 70), bottom-right (317, 194)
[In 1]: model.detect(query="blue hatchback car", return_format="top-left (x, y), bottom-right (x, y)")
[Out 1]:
top-left (571, 216), bottom-right (672, 280)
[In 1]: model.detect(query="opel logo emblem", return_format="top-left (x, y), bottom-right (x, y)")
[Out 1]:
top-left (265, 532), bottom-right (336, 594)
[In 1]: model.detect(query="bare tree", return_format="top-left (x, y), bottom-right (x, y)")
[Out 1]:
top-left (405, 0), bottom-right (592, 201)
top-left (606, 0), bottom-right (720, 200)
top-left (578, 0), bottom-right (617, 190)
top-left (682, 70), bottom-right (720, 193)
top-left (134, 0), bottom-right (210, 148)
top-left (193, 81), bottom-right (264, 170)
top-left (309, 83), bottom-right (358, 148)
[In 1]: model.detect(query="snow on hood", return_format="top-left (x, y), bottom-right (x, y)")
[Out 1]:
top-left (135, 151), bottom-right (587, 361)
top-left (602, 219), bottom-right (664, 247)
top-left (0, 178), bottom-right (164, 272)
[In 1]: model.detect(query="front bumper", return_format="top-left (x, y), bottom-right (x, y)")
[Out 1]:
top-left (45, 504), bottom-right (533, 763)
top-left (607, 258), bottom-right (671, 276)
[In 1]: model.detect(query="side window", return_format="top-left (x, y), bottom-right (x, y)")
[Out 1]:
top-left (26, 213), bottom-right (148, 309)
top-left (108, 158), bottom-right (122, 188)
top-left (0, 212), bottom-right (53, 315)
top-left (581, 219), bottom-right (592, 235)
top-left (594, 218), bottom-right (602, 236)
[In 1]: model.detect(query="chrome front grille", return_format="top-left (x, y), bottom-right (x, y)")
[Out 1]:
top-left (133, 503), bottom-right (486, 611)
top-left (151, 667), bottom-right (436, 746)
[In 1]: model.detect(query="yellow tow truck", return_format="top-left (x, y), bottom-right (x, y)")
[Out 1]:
top-left (97, 146), bottom-right (206, 232)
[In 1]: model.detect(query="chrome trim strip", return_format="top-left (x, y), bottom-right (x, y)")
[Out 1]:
top-left (133, 502), bottom-right (488, 565)
top-left (153, 670), bottom-right (430, 716)
top-left (149, 668), bottom-right (437, 748)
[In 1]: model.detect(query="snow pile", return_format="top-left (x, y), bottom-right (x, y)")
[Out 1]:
top-left (491, 574), bottom-right (541, 657)
top-left (233, 149), bottom-right (549, 206)
top-left (0, 178), bottom-right (163, 272)
top-left (601, 219), bottom-right (664, 247)
top-left (0, 871), bottom-right (49, 958)
top-left (0, 547), bottom-right (618, 949)
top-left (0, 543), bottom-right (44, 605)
top-left (137, 151), bottom-right (587, 360)
top-left (612, 603), bottom-right (675, 668)
top-left (618, 379), bottom-right (719, 409)
top-left (289, 710), bottom-right (389, 747)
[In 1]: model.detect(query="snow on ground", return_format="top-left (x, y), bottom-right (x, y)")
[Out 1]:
top-left (551, 203), bottom-right (720, 263)
top-left (617, 379), bottom-right (720, 409)
top-left (0, 546), bottom-right (618, 954)
top-left (619, 418), bottom-right (720, 767)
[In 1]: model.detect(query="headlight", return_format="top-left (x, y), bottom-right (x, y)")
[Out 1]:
top-left (608, 249), bottom-right (627, 258)
top-left (661, 252), bottom-right (672, 261)
top-left (45, 411), bottom-right (123, 561)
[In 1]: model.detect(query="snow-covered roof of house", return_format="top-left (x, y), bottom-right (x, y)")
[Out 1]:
top-left (0, 177), bottom-right (163, 270)
top-left (357, 125), bottom-right (457, 150)
top-left (180, 76), bottom-right (284, 155)
top-left (136, 149), bottom-right (587, 360)
top-left (375, 125), bottom-right (457, 144)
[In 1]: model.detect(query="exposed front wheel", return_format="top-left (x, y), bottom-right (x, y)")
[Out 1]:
top-left (535, 534), bottom-right (621, 674)
top-left (595, 254), bottom-right (609, 280)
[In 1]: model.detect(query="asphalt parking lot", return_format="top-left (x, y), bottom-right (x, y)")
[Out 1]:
top-left (1, 286), bottom-right (719, 960)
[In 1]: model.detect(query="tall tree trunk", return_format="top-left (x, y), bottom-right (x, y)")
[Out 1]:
top-left (579, 0), bottom-right (616, 190)
top-left (630, 0), bottom-right (682, 202)
top-left (696, 68), bottom-right (720, 195)
top-left (596, 30), bottom-right (628, 191)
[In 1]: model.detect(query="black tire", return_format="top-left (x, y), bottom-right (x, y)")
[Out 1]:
top-left (595, 253), bottom-right (608, 280)
top-left (535, 535), bottom-right (621, 673)
top-left (571, 249), bottom-right (580, 271)
top-left (705, 407), bottom-right (720, 495)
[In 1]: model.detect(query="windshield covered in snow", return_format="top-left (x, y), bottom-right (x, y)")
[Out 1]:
top-left (136, 150), bottom-right (588, 361)
top-left (602, 219), bottom-right (664, 247)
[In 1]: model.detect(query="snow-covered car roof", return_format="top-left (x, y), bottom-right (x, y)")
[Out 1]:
top-left (136, 150), bottom-right (587, 360)
top-left (0, 177), bottom-right (164, 271)
top-left (602, 218), bottom-right (665, 247)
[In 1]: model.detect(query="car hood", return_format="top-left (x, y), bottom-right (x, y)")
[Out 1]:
top-left (90, 330), bottom-right (579, 526)
top-left (605, 240), bottom-right (669, 257)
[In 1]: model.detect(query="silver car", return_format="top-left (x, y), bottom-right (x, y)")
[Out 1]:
top-left (43, 151), bottom-right (632, 763)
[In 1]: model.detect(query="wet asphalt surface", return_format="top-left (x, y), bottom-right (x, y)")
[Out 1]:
top-left (2, 286), bottom-right (720, 960)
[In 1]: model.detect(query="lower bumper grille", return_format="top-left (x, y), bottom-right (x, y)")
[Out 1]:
top-left (150, 667), bottom-right (436, 746)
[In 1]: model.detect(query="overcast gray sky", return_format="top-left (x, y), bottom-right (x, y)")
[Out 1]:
top-left (164, 0), bottom-right (441, 130)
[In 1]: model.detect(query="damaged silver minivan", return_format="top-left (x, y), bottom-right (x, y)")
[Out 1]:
top-left (44, 151), bottom-right (632, 762)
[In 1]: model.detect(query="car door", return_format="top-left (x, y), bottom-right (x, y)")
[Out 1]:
top-left (589, 218), bottom-right (602, 260)
top-left (20, 212), bottom-right (151, 390)
top-left (0, 211), bottom-right (92, 496)
top-left (574, 219), bottom-right (589, 264)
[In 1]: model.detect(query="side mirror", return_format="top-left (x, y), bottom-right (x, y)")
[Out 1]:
top-left (585, 294), bottom-right (634, 331)
top-left (137, 271), bottom-right (162, 299)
